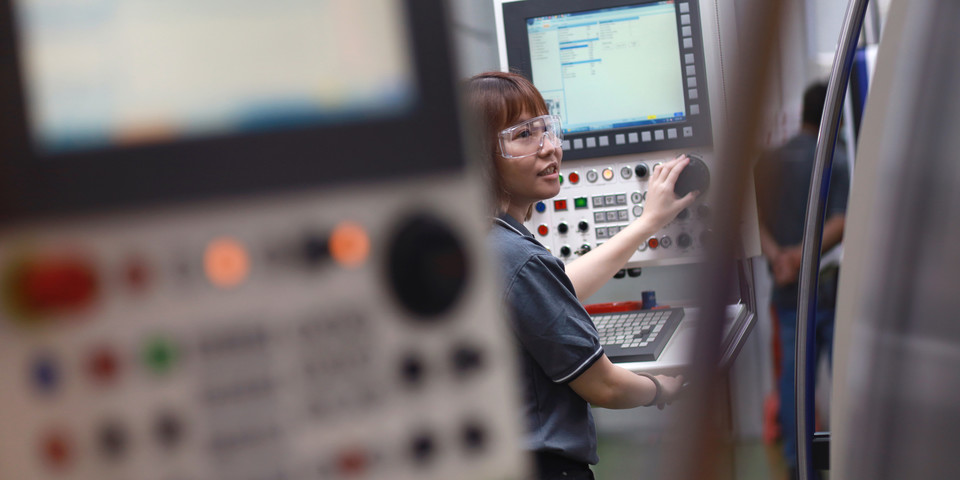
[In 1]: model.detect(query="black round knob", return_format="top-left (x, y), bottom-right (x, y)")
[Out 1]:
top-left (674, 154), bottom-right (710, 198)
top-left (634, 164), bottom-right (649, 178)
top-left (577, 221), bottom-right (589, 232)
top-left (388, 214), bottom-right (470, 318)
top-left (559, 245), bottom-right (571, 257)
top-left (677, 233), bottom-right (692, 249)
top-left (557, 222), bottom-right (569, 234)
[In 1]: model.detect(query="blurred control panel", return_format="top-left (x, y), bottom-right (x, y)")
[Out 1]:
top-left (0, 179), bottom-right (528, 480)
top-left (526, 149), bottom-right (715, 267)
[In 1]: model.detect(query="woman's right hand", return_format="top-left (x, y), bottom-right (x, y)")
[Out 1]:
top-left (654, 374), bottom-right (686, 409)
top-left (640, 155), bottom-right (700, 231)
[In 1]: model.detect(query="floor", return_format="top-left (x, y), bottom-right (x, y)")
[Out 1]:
top-left (592, 434), bottom-right (794, 480)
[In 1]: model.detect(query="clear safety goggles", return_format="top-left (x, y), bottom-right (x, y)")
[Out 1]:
top-left (498, 114), bottom-right (564, 158)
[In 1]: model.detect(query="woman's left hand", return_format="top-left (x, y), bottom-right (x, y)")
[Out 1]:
top-left (640, 155), bottom-right (700, 230)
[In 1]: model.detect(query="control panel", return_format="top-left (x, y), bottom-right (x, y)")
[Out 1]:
top-left (0, 178), bottom-right (528, 480)
top-left (526, 150), bottom-right (715, 267)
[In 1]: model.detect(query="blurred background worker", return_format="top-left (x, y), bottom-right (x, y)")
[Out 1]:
top-left (754, 82), bottom-right (850, 480)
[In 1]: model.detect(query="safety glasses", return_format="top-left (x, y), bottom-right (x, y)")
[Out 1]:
top-left (498, 114), bottom-right (563, 158)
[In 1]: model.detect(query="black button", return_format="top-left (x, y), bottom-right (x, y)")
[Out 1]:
top-left (559, 246), bottom-right (572, 257)
top-left (634, 164), bottom-right (649, 178)
top-left (577, 221), bottom-right (589, 232)
top-left (678, 233), bottom-right (693, 249)
top-left (677, 208), bottom-right (690, 220)
top-left (451, 345), bottom-right (484, 377)
top-left (401, 354), bottom-right (426, 387)
top-left (627, 268), bottom-right (643, 278)
top-left (99, 421), bottom-right (128, 460)
top-left (410, 432), bottom-right (436, 464)
top-left (155, 411), bottom-right (184, 450)
top-left (613, 269), bottom-right (626, 279)
top-left (557, 222), bottom-right (569, 234)
top-left (462, 422), bottom-right (487, 453)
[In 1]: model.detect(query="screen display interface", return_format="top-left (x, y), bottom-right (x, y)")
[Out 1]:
top-left (526, 1), bottom-right (685, 134)
top-left (13, 0), bottom-right (418, 153)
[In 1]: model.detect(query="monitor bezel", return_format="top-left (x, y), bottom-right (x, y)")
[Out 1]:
top-left (502, 0), bottom-right (713, 161)
top-left (0, 0), bottom-right (464, 223)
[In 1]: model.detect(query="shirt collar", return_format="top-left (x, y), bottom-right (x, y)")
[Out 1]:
top-left (495, 212), bottom-right (534, 238)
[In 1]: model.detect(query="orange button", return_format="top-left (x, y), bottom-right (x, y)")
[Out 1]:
top-left (602, 168), bottom-right (615, 181)
top-left (329, 222), bottom-right (370, 268)
top-left (647, 237), bottom-right (660, 249)
top-left (204, 238), bottom-right (249, 288)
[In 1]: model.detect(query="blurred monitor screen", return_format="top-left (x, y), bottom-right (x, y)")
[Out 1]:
top-left (526, 1), bottom-right (686, 134)
top-left (12, 0), bottom-right (417, 153)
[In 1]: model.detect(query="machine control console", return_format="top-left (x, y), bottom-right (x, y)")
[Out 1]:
top-left (527, 151), bottom-right (715, 267)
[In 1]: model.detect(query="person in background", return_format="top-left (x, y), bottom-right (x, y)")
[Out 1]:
top-left (754, 82), bottom-right (850, 480)
top-left (465, 71), bottom-right (696, 480)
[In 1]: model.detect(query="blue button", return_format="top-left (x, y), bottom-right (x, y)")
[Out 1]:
top-left (32, 353), bottom-right (60, 394)
top-left (535, 202), bottom-right (547, 213)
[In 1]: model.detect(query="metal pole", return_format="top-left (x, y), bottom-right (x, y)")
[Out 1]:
top-left (795, 0), bottom-right (869, 479)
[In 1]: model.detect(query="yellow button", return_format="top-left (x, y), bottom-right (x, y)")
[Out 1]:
top-left (602, 168), bottom-right (615, 181)
top-left (204, 238), bottom-right (249, 289)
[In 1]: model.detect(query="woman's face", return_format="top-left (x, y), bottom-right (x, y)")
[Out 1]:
top-left (494, 111), bottom-right (564, 211)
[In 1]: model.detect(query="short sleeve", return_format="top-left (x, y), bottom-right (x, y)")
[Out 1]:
top-left (503, 254), bottom-right (603, 384)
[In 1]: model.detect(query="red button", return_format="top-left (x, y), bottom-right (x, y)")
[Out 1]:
top-left (338, 449), bottom-right (368, 475)
top-left (87, 346), bottom-right (121, 385)
top-left (12, 255), bottom-right (98, 318)
top-left (553, 200), bottom-right (568, 211)
top-left (647, 237), bottom-right (659, 249)
top-left (568, 172), bottom-right (580, 184)
top-left (537, 225), bottom-right (549, 236)
top-left (40, 430), bottom-right (73, 471)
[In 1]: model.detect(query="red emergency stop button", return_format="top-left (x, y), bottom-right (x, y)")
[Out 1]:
top-left (537, 225), bottom-right (549, 236)
top-left (4, 254), bottom-right (98, 321)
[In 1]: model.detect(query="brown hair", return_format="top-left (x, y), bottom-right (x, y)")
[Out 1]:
top-left (463, 71), bottom-right (549, 221)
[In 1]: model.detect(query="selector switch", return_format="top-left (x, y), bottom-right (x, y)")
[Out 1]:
top-left (387, 214), bottom-right (470, 318)
top-left (675, 154), bottom-right (711, 197)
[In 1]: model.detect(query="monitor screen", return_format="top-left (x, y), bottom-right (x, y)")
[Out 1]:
top-left (502, 0), bottom-right (712, 160)
top-left (11, 0), bottom-right (417, 154)
top-left (526, 1), bottom-right (685, 134)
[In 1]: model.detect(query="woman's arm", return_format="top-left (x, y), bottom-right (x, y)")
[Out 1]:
top-left (565, 155), bottom-right (700, 300)
top-left (569, 354), bottom-right (684, 409)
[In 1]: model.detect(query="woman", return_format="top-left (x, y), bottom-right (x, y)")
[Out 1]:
top-left (465, 71), bottom-right (699, 480)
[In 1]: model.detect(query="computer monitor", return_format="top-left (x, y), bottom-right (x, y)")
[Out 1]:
top-left (501, 0), bottom-right (713, 161)
top-left (0, 0), bottom-right (462, 221)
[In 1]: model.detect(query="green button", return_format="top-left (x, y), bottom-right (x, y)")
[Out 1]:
top-left (559, 174), bottom-right (564, 184)
top-left (143, 336), bottom-right (178, 375)
top-left (574, 197), bottom-right (588, 209)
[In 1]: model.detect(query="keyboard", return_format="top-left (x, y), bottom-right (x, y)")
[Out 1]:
top-left (591, 307), bottom-right (685, 362)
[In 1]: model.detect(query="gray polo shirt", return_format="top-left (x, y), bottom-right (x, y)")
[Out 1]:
top-left (489, 213), bottom-right (604, 465)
